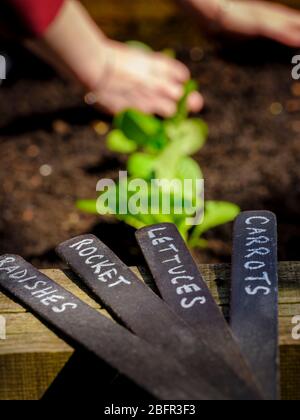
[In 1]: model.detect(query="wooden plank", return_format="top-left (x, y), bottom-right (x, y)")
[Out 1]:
top-left (1, 263), bottom-right (300, 346)
top-left (0, 352), bottom-right (71, 400)
top-left (56, 234), bottom-right (262, 400)
top-left (0, 256), bottom-right (203, 401)
top-left (0, 263), bottom-right (299, 400)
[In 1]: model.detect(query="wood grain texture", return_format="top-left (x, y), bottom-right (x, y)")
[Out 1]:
top-left (0, 263), bottom-right (299, 400)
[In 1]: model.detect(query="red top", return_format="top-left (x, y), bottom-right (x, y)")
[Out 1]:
top-left (3, 0), bottom-right (64, 36)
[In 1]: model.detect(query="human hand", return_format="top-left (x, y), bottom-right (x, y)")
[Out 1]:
top-left (85, 40), bottom-right (204, 117)
top-left (217, 0), bottom-right (300, 47)
top-left (31, 0), bottom-right (203, 118)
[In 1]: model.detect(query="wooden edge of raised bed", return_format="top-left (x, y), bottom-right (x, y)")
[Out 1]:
top-left (0, 262), bottom-right (299, 400)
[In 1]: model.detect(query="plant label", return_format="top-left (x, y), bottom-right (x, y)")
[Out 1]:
top-left (136, 223), bottom-right (263, 400)
top-left (57, 234), bottom-right (196, 349)
top-left (0, 254), bottom-right (203, 400)
top-left (57, 234), bottom-right (261, 400)
top-left (231, 211), bottom-right (279, 400)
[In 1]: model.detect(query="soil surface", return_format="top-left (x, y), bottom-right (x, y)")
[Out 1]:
top-left (0, 37), bottom-right (299, 268)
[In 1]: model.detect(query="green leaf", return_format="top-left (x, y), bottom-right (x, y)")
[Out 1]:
top-left (115, 179), bottom-right (172, 227)
top-left (188, 238), bottom-right (209, 249)
top-left (173, 79), bottom-right (198, 123)
top-left (176, 156), bottom-right (203, 182)
top-left (177, 219), bottom-right (193, 243)
top-left (127, 153), bottom-right (156, 179)
top-left (176, 157), bottom-right (204, 211)
top-left (76, 200), bottom-right (98, 214)
top-left (107, 130), bottom-right (137, 153)
top-left (144, 132), bottom-right (168, 152)
top-left (189, 201), bottom-right (240, 247)
top-left (165, 118), bottom-right (208, 154)
top-left (155, 119), bottom-right (207, 180)
top-left (114, 109), bottom-right (163, 147)
top-left (154, 151), bottom-right (178, 180)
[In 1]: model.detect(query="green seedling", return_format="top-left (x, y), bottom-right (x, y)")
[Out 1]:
top-left (78, 45), bottom-right (240, 248)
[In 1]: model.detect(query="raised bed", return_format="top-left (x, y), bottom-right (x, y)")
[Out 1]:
top-left (0, 261), bottom-right (299, 400)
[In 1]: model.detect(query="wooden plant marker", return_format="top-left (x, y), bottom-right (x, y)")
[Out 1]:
top-left (57, 234), bottom-right (262, 400)
top-left (136, 223), bottom-right (263, 399)
top-left (231, 211), bottom-right (279, 400)
top-left (0, 254), bottom-right (208, 400)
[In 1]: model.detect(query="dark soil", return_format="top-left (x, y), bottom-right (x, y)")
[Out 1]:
top-left (0, 37), bottom-right (299, 268)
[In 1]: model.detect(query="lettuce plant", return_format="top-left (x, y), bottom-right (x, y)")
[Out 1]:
top-left (78, 81), bottom-right (239, 248)
top-left (77, 45), bottom-right (240, 248)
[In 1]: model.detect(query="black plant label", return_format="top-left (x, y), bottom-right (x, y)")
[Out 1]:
top-left (56, 234), bottom-right (190, 346)
top-left (57, 234), bottom-right (261, 400)
top-left (136, 223), bottom-right (230, 327)
top-left (136, 223), bottom-right (263, 400)
top-left (0, 254), bottom-right (203, 400)
top-left (231, 211), bottom-right (279, 400)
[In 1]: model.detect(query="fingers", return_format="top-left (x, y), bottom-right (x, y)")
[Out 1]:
top-left (267, 26), bottom-right (300, 48)
top-left (187, 91), bottom-right (204, 113)
top-left (145, 90), bottom-right (204, 118)
top-left (154, 53), bottom-right (191, 83)
top-left (144, 80), bottom-right (204, 117)
top-left (98, 89), bottom-right (204, 119)
top-left (150, 54), bottom-right (203, 117)
top-left (137, 53), bottom-right (196, 117)
top-left (152, 98), bottom-right (178, 118)
top-left (154, 80), bottom-right (184, 102)
top-left (257, 3), bottom-right (300, 47)
top-left (218, 0), bottom-right (300, 47)
top-left (97, 86), bottom-right (204, 119)
top-left (88, 40), bottom-right (204, 118)
top-left (262, 23), bottom-right (300, 48)
top-left (268, 3), bottom-right (300, 23)
top-left (96, 88), bottom-right (176, 118)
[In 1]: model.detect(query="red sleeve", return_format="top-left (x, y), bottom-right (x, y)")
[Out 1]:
top-left (3, 0), bottom-right (64, 36)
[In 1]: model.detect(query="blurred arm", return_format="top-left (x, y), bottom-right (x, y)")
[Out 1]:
top-left (2, 0), bottom-right (65, 36)
top-left (3, 0), bottom-right (109, 93)
top-left (179, 0), bottom-right (300, 47)
top-left (177, 0), bottom-right (226, 20)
